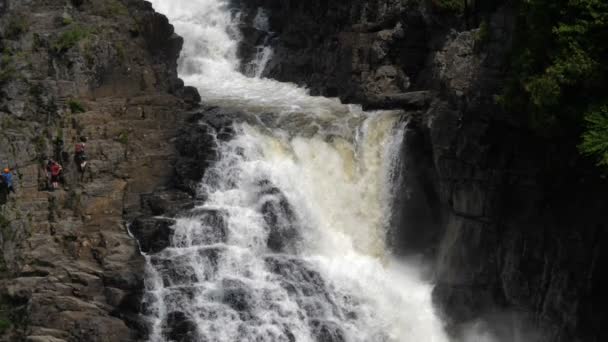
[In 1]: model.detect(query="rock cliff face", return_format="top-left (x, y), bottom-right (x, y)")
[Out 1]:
top-left (235, 1), bottom-right (608, 341)
top-left (0, 0), bottom-right (198, 340)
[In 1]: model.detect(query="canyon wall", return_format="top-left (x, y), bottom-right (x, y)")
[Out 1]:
top-left (235, 1), bottom-right (608, 341)
top-left (0, 0), bottom-right (198, 340)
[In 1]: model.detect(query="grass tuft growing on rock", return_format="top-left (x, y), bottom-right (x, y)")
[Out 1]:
top-left (116, 131), bottom-right (129, 145)
top-left (68, 99), bottom-right (86, 113)
top-left (52, 26), bottom-right (89, 54)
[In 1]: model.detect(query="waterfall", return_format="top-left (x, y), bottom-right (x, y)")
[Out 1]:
top-left (244, 8), bottom-right (273, 78)
top-left (145, 1), bottom-right (449, 341)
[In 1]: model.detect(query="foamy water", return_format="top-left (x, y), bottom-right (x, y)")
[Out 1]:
top-left (144, 1), bottom-right (450, 341)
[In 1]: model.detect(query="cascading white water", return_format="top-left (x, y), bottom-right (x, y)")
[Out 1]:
top-left (244, 8), bottom-right (273, 78)
top-left (145, 1), bottom-right (450, 341)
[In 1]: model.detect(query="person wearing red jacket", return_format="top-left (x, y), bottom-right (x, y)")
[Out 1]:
top-left (49, 160), bottom-right (63, 190)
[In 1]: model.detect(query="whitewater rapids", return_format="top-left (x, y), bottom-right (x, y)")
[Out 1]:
top-left (143, 0), bottom-right (450, 341)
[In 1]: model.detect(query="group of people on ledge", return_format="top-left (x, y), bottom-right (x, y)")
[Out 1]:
top-left (0, 137), bottom-right (89, 206)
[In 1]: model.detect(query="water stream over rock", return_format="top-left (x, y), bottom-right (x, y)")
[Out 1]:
top-left (143, 1), bottom-right (449, 341)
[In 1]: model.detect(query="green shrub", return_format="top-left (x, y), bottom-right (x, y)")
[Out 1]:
top-left (61, 16), bottom-right (74, 26)
top-left (501, 0), bottom-right (608, 170)
top-left (68, 99), bottom-right (86, 113)
top-left (52, 26), bottom-right (89, 53)
top-left (580, 106), bottom-right (608, 167)
top-left (474, 20), bottom-right (490, 46)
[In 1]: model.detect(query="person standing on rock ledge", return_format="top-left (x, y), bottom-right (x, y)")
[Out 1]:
top-left (48, 161), bottom-right (63, 190)
top-left (2, 168), bottom-right (15, 194)
top-left (74, 136), bottom-right (88, 175)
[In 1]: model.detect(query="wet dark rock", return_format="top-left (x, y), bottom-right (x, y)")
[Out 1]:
top-left (150, 254), bottom-right (199, 287)
top-left (163, 311), bottom-right (198, 342)
top-left (130, 217), bottom-right (175, 254)
top-left (264, 255), bottom-right (339, 320)
top-left (235, 0), bottom-right (430, 101)
top-left (310, 319), bottom-right (345, 342)
top-left (173, 107), bottom-right (244, 194)
top-left (222, 279), bottom-right (253, 313)
top-left (178, 86), bottom-right (202, 107)
top-left (389, 121), bottom-right (444, 258)
top-left (257, 180), bottom-right (299, 253)
top-left (186, 209), bottom-right (228, 245)
top-left (141, 190), bottom-right (194, 217)
top-left (361, 91), bottom-right (433, 111)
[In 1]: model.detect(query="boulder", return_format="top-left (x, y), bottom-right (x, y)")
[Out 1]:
top-left (129, 217), bottom-right (175, 254)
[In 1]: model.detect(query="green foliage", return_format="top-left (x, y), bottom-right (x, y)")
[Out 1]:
top-left (474, 20), bottom-right (490, 47)
top-left (52, 26), bottom-right (89, 54)
top-left (502, 0), bottom-right (608, 169)
top-left (4, 15), bottom-right (28, 40)
top-left (68, 99), bottom-right (86, 113)
top-left (580, 106), bottom-right (608, 166)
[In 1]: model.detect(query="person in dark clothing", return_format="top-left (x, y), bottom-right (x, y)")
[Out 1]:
top-left (54, 137), bottom-right (67, 164)
top-left (0, 175), bottom-right (8, 206)
top-left (74, 136), bottom-right (87, 173)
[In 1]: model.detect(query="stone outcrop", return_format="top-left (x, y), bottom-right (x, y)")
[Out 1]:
top-left (235, 1), bottom-right (608, 341)
top-left (0, 0), bottom-right (198, 340)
